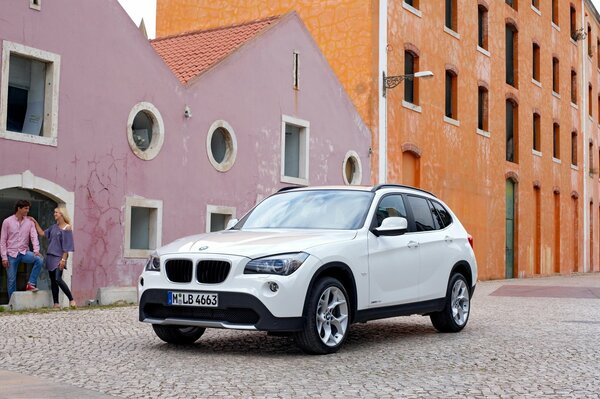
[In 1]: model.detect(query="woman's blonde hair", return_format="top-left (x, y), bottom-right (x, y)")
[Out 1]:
top-left (56, 205), bottom-right (72, 225)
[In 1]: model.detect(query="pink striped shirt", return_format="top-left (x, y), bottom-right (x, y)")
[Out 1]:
top-left (0, 215), bottom-right (40, 260)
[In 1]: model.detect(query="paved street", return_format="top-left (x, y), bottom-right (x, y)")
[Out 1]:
top-left (0, 274), bottom-right (599, 399)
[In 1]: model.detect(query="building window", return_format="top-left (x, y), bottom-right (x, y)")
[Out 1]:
top-left (29, 0), bottom-right (41, 10)
top-left (0, 41), bottom-right (60, 146)
top-left (588, 25), bottom-right (593, 57)
top-left (506, 99), bottom-right (518, 163)
top-left (571, 131), bottom-right (578, 166)
top-left (506, 24), bottom-right (518, 87)
top-left (597, 40), bottom-right (600, 68)
top-left (404, 0), bottom-right (419, 9)
top-left (552, 0), bottom-right (559, 25)
top-left (589, 142), bottom-right (594, 175)
top-left (570, 6), bottom-right (577, 40)
top-left (552, 57), bottom-right (560, 93)
top-left (532, 43), bottom-right (540, 82)
top-left (478, 5), bottom-right (488, 50)
top-left (553, 123), bottom-right (560, 159)
top-left (533, 112), bottom-right (541, 152)
top-left (506, 0), bottom-right (517, 10)
top-left (445, 0), bottom-right (457, 32)
top-left (127, 102), bottom-right (165, 160)
top-left (531, 0), bottom-right (539, 9)
top-left (404, 50), bottom-right (419, 104)
top-left (478, 86), bottom-right (489, 132)
top-left (342, 151), bottom-right (363, 185)
top-left (206, 120), bottom-right (237, 172)
top-left (293, 51), bottom-right (299, 90)
top-left (571, 70), bottom-right (577, 104)
top-left (281, 115), bottom-right (310, 185)
top-left (597, 95), bottom-right (600, 123)
top-left (445, 69), bottom-right (457, 120)
top-left (206, 205), bottom-right (236, 232)
top-left (124, 197), bottom-right (162, 258)
top-left (589, 84), bottom-right (593, 116)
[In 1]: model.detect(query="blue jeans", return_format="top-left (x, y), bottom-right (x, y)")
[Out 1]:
top-left (7, 252), bottom-right (43, 299)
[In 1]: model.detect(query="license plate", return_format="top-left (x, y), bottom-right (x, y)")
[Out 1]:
top-left (167, 291), bottom-right (218, 307)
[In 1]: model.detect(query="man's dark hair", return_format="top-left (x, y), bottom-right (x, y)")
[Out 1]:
top-left (14, 200), bottom-right (31, 213)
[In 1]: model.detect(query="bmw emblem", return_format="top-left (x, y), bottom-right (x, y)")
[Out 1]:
top-left (198, 246), bottom-right (209, 251)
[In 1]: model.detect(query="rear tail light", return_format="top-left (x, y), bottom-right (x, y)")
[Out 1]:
top-left (467, 234), bottom-right (474, 249)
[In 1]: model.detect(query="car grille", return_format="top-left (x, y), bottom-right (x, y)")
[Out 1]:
top-left (144, 304), bottom-right (259, 324)
top-left (196, 260), bottom-right (231, 284)
top-left (165, 259), bottom-right (193, 283)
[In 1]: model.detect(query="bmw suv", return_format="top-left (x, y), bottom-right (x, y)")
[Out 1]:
top-left (138, 185), bottom-right (477, 354)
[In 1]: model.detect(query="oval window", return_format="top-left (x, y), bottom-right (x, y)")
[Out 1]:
top-left (207, 121), bottom-right (237, 172)
top-left (342, 151), bottom-right (362, 185)
top-left (127, 102), bottom-right (164, 160)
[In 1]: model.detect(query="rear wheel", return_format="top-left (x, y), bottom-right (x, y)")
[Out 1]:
top-left (294, 277), bottom-right (350, 355)
top-left (152, 325), bottom-right (206, 344)
top-left (430, 273), bottom-right (471, 333)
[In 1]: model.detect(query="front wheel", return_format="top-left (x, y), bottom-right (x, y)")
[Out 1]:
top-left (430, 273), bottom-right (471, 333)
top-left (152, 325), bottom-right (206, 344)
top-left (294, 277), bottom-right (350, 355)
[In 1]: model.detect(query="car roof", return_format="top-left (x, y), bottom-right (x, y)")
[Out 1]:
top-left (277, 184), bottom-right (436, 198)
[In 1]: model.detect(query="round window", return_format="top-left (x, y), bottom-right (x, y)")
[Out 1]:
top-left (127, 102), bottom-right (164, 160)
top-left (342, 151), bottom-right (362, 185)
top-left (207, 121), bottom-right (237, 172)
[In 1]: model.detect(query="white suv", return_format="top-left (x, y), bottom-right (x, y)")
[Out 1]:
top-left (138, 185), bottom-right (477, 354)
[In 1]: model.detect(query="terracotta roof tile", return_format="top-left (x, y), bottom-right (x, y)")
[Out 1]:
top-left (151, 16), bottom-right (281, 84)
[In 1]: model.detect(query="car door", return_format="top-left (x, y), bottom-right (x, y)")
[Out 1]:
top-left (404, 195), bottom-right (452, 301)
top-left (367, 194), bottom-right (420, 307)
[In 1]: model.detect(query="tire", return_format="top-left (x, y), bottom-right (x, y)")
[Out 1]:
top-left (152, 325), bottom-right (206, 344)
top-left (430, 273), bottom-right (471, 333)
top-left (294, 277), bottom-right (350, 355)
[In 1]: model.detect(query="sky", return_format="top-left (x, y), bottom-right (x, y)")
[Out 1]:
top-left (117, 0), bottom-right (156, 39)
top-left (119, 0), bottom-right (600, 41)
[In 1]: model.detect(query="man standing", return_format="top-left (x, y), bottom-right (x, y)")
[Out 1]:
top-left (1, 200), bottom-right (43, 299)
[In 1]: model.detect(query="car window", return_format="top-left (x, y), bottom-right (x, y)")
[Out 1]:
top-left (239, 190), bottom-right (373, 230)
top-left (406, 195), bottom-right (435, 232)
top-left (432, 200), bottom-right (452, 227)
top-left (374, 195), bottom-right (407, 227)
top-left (428, 200), bottom-right (443, 230)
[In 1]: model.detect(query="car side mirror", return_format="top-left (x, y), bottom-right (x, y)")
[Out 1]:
top-left (372, 216), bottom-right (408, 237)
top-left (225, 218), bottom-right (239, 230)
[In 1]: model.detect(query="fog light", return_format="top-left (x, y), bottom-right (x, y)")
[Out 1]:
top-left (268, 282), bottom-right (279, 292)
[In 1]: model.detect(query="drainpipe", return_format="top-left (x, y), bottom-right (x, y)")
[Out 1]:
top-left (378, 0), bottom-right (388, 184)
top-left (581, 0), bottom-right (589, 273)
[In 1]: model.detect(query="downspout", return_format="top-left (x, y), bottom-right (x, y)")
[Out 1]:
top-left (378, 0), bottom-right (388, 184)
top-left (581, 0), bottom-right (589, 273)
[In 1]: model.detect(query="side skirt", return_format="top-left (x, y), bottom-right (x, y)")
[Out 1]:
top-left (354, 298), bottom-right (445, 323)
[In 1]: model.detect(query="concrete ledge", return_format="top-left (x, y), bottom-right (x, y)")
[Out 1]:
top-left (96, 286), bottom-right (137, 306)
top-left (8, 290), bottom-right (52, 311)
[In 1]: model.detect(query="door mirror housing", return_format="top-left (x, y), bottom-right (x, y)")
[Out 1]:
top-left (372, 216), bottom-right (408, 237)
top-left (225, 218), bottom-right (239, 230)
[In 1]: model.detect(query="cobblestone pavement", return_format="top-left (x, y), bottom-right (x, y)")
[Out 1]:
top-left (1, 274), bottom-right (599, 399)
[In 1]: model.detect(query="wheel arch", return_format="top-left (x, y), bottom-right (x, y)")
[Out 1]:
top-left (303, 262), bottom-right (358, 323)
top-left (450, 261), bottom-right (473, 294)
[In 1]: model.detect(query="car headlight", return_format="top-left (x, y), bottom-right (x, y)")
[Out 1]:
top-left (145, 253), bottom-right (161, 272)
top-left (244, 252), bottom-right (309, 276)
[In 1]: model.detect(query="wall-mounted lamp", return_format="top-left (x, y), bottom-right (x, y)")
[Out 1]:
top-left (184, 105), bottom-right (192, 118)
top-left (382, 70), bottom-right (434, 97)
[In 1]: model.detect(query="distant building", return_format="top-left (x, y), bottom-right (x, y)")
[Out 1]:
top-left (157, 0), bottom-right (600, 280)
top-left (0, 1), bottom-right (370, 305)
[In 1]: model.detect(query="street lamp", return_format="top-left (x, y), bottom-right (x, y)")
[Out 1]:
top-left (379, 70), bottom-right (434, 184)
top-left (382, 70), bottom-right (434, 97)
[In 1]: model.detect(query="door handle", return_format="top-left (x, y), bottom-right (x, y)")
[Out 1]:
top-left (407, 241), bottom-right (419, 248)
top-left (445, 236), bottom-right (453, 243)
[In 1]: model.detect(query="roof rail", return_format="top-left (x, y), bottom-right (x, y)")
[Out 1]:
top-left (371, 184), bottom-right (436, 197)
top-left (277, 186), bottom-right (303, 193)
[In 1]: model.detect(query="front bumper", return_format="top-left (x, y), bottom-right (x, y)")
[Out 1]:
top-left (139, 289), bottom-right (304, 332)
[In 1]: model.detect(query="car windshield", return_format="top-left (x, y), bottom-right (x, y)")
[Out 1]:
top-left (238, 190), bottom-right (374, 230)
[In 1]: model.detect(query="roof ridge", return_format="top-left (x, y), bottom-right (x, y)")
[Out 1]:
top-left (151, 15), bottom-right (282, 43)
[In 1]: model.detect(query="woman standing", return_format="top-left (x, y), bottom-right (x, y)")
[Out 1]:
top-left (31, 205), bottom-right (76, 308)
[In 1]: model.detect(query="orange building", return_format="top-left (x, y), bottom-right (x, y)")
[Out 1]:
top-left (156, 0), bottom-right (600, 281)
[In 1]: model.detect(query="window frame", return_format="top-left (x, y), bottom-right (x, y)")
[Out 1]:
top-left (342, 150), bottom-right (363, 185)
top-left (281, 115), bottom-right (310, 186)
top-left (206, 204), bottom-right (236, 233)
top-left (0, 40), bottom-right (61, 146)
top-left (206, 120), bottom-right (237, 172)
top-left (127, 102), bottom-right (165, 160)
top-left (124, 196), bottom-right (163, 258)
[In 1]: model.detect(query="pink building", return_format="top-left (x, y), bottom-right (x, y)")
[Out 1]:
top-left (0, 1), bottom-right (370, 306)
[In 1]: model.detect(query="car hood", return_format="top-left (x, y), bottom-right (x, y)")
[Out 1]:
top-left (157, 229), bottom-right (358, 259)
